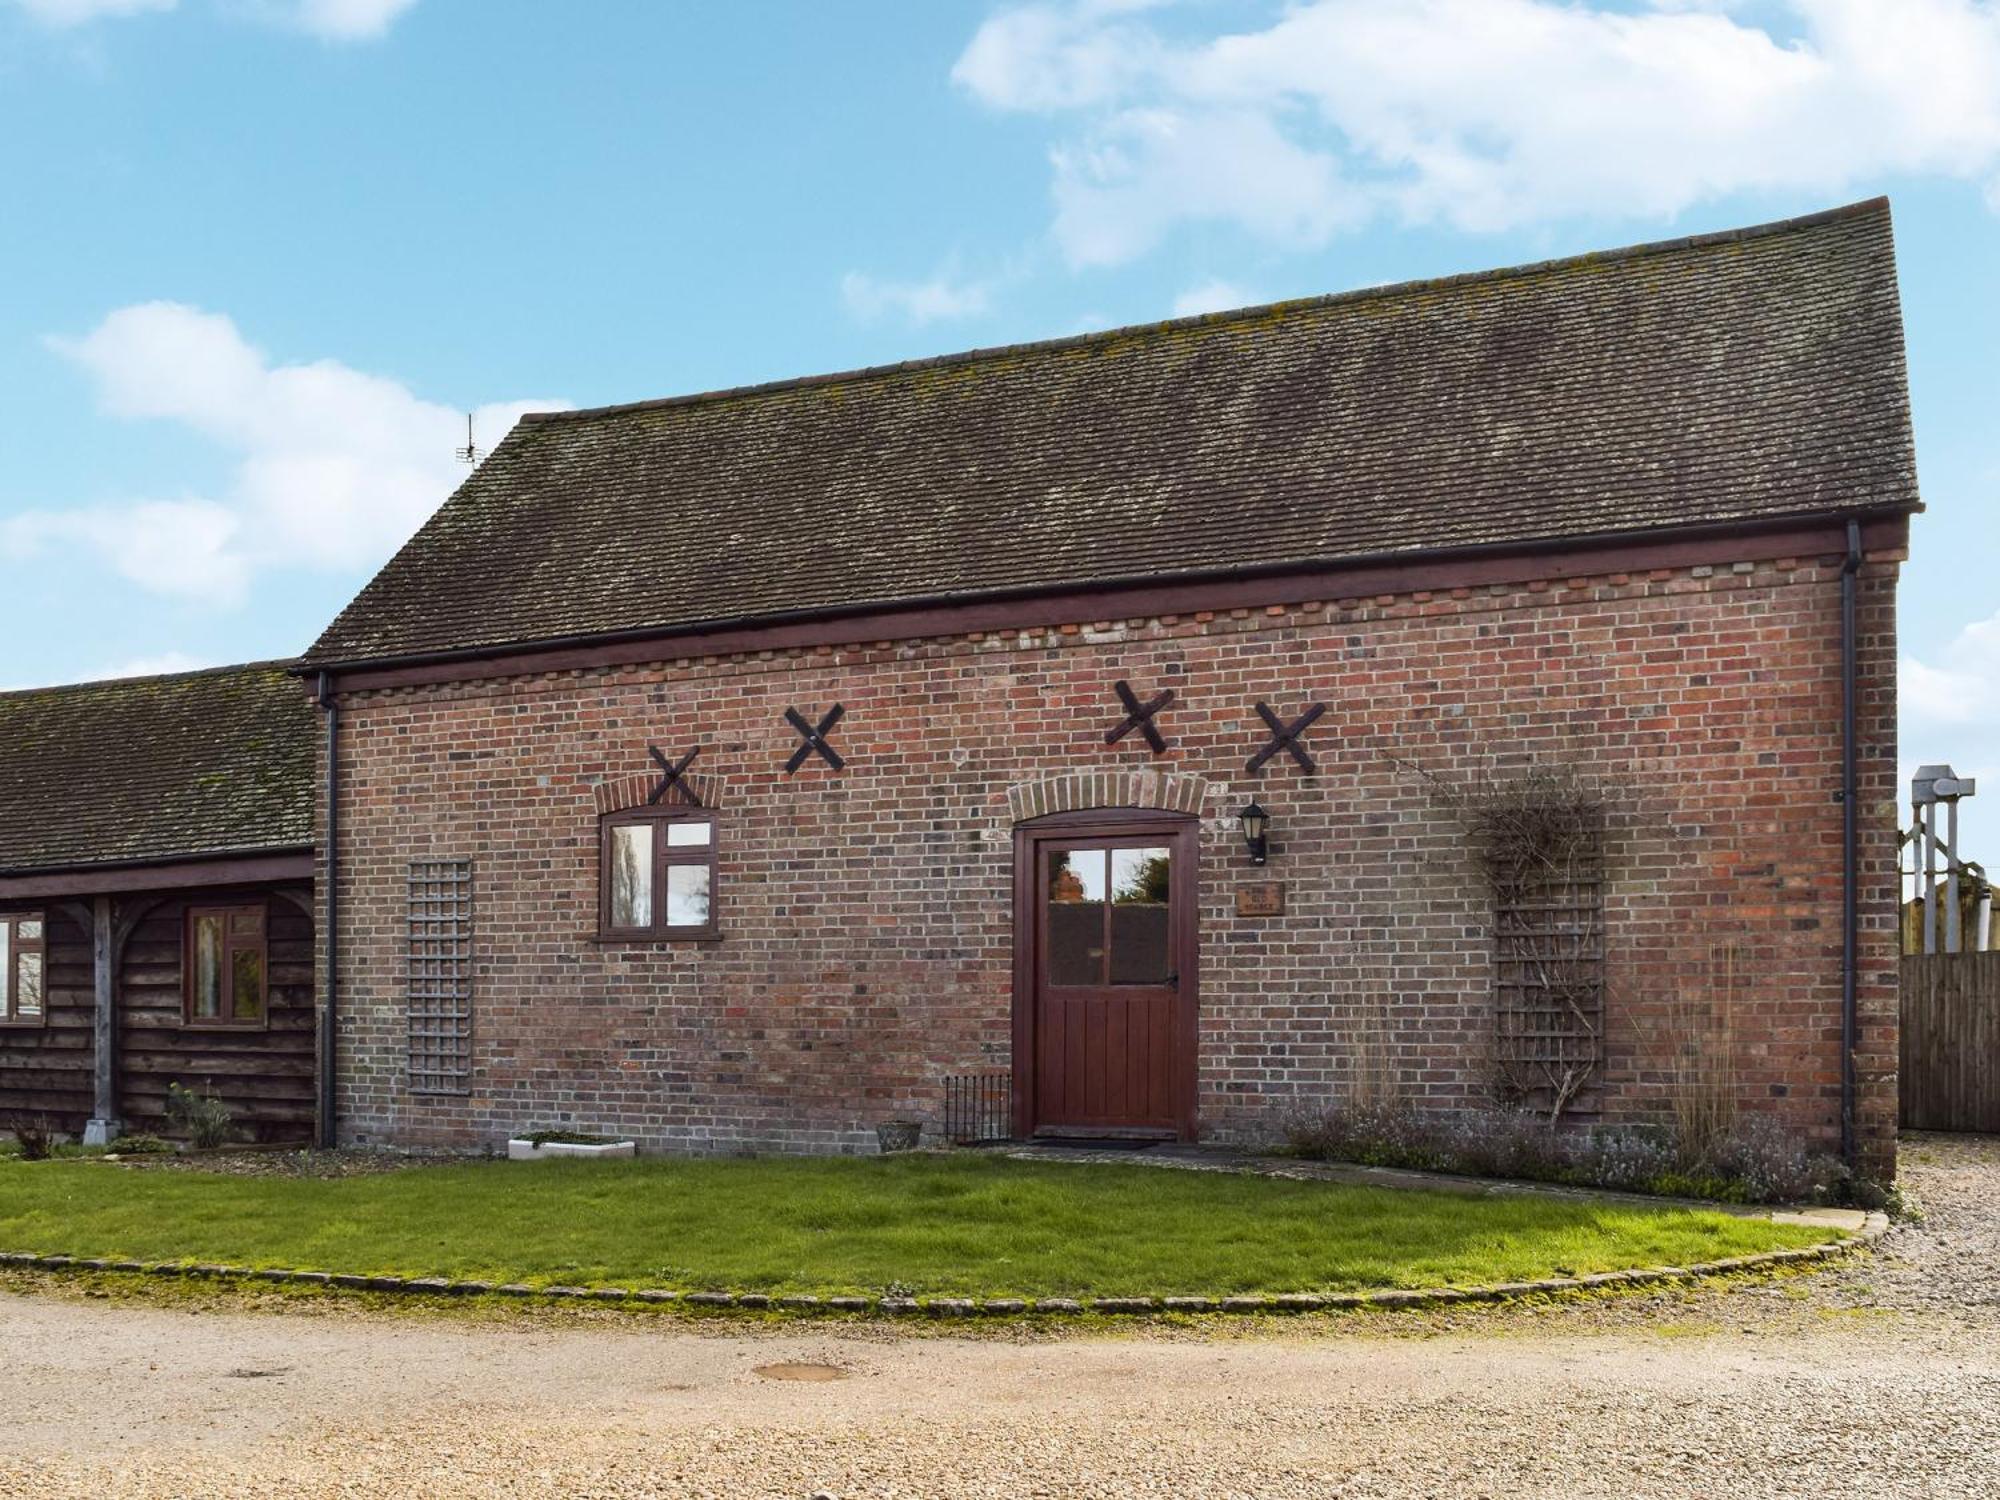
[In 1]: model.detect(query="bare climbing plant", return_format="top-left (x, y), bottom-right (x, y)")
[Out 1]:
top-left (1411, 761), bottom-right (1610, 1123)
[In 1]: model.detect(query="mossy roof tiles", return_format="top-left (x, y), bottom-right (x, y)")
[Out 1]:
top-left (0, 662), bottom-right (315, 873)
top-left (307, 199), bottom-right (1919, 667)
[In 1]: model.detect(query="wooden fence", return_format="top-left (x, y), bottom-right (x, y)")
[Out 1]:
top-left (1901, 951), bottom-right (2000, 1133)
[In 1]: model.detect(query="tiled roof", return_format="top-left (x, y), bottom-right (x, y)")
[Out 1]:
top-left (0, 662), bottom-right (315, 874)
top-left (308, 198), bottom-right (1919, 667)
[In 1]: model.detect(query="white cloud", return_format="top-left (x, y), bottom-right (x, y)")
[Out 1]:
top-left (5, 0), bottom-right (417, 36)
top-left (2, 496), bottom-right (247, 603)
top-left (1051, 106), bottom-right (1361, 267)
top-left (841, 266), bottom-right (996, 325)
top-left (8, 0), bottom-right (174, 23)
top-left (277, 0), bottom-right (416, 41)
top-left (6, 302), bottom-right (564, 606)
top-left (952, 0), bottom-right (1167, 111)
top-left (1903, 610), bottom-right (2000, 727)
top-left (1171, 278), bottom-right (1255, 317)
top-left (955, 0), bottom-right (2000, 265)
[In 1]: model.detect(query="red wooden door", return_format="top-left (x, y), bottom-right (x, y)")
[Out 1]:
top-left (1014, 812), bottom-right (1197, 1138)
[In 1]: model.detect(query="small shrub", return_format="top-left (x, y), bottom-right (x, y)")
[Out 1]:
top-left (1444, 1109), bottom-right (1561, 1181)
top-left (1848, 1177), bottom-right (1917, 1219)
top-left (165, 1083), bottom-right (234, 1150)
top-left (12, 1118), bottom-right (59, 1161)
top-left (1570, 1126), bottom-right (1676, 1193)
top-left (1699, 1112), bottom-right (1837, 1204)
top-left (1294, 1099), bottom-right (1446, 1171)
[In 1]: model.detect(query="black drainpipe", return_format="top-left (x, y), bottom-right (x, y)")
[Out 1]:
top-left (1839, 521), bottom-right (1861, 1172)
top-left (315, 670), bottom-right (340, 1149)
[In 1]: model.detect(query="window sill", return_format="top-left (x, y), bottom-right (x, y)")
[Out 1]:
top-left (587, 931), bottom-right (723, 947)
top-left (178, 1021), bottom-right (272, 1033)
top-left (0, 1019), bottom-right (48, 1030)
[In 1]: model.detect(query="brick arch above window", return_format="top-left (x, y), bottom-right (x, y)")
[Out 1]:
top-left (592, 769), bottom-right (725, 817)
top-left (1001, 770), bottom-right (1218, 826)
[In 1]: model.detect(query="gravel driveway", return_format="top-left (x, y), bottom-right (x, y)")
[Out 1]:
top-left (1, 1132), bottom-right (1995, 1500)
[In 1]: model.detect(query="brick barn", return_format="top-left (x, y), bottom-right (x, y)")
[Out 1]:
top-left (301, 201), bottom-right (1911, 1175)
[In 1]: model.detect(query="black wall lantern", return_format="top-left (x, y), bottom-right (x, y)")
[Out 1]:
top-left (1238, 801), bottom-right (1270, 866)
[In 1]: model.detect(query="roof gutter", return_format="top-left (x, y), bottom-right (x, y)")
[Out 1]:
top-left (296, 504), bottom-right (1918, 680)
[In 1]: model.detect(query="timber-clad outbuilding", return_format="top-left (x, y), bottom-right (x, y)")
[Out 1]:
top-left (0, 664), bottom-right (318, 1143)
top-left (0, 199), bottom-right (1920, 1173)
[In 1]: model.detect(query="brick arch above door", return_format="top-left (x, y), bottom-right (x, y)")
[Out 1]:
top-left (1001, 770), bottom-right (1218, 826)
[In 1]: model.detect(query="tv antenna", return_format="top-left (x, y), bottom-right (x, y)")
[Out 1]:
top-left (455, 413), bottom-right (480, 467)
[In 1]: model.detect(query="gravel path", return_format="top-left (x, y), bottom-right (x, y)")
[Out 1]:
top-left (1, 1132), bottom-right (1994, 1500)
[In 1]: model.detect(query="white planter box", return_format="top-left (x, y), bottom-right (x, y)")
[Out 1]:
top-left (507, 1138), bottom-right (635, 1161)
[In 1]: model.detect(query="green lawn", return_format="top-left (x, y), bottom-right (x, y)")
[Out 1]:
top-left (0, 1154), bottom-right (1833, 1299)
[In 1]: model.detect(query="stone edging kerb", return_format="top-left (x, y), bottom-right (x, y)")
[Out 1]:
top-left (0, 1213), bottom-right (1885, 1316)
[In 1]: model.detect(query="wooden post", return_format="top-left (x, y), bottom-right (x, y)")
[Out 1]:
top-left (1945, 799), bottom-right (1963, 955)
top-left (82, 895), bottom-right (121, 1145)
top-left (1922, 804), bottom-right (1937, 955)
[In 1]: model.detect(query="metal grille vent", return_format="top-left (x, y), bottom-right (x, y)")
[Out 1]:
top-left (407, 859), bottom-right (473, 1096)
top-left (943, 1072), bottom-right (1013, 1144)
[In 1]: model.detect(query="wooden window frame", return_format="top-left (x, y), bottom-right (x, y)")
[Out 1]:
top-left (598, 806), bottom-right (720, 942)
top-left (0, 911), bottom-right (47, 1029)
top-left (183, 903), bottom-right (271, 1030)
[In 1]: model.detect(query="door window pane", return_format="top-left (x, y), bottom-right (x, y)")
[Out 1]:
top-left (1049, 848), bottom-right (1107, 904)
top-left (665, 821), bottom-right (711, 847)
top-left (610, 824), bottom-right (653, 928)
top-left (1110, 847), bottom-right (1172, 984)
top-left (1047, 849), bottom-right (1107, 986)
top-left (192, 914), bottom-right (224, 1019)
top-left (665, 863), bottom-right (711, 928)
top-left (16, 919), bottom-right (40, 941)
top-left (1111, 848), bottom-right (1170, 904)
top-left (14, 952), bottom-right (39, 1020)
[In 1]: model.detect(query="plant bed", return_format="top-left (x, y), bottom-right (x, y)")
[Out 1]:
top-left (1281, 1102), bottom-right (1864, 1207)
top-left (0, 1152), bottom-right (1839, 1302)
top-left (507, 1132), bottom-right (635, 1161)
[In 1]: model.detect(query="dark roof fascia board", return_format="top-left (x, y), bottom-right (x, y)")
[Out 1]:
top-left (518, 200), bottom-right (1894, 433)
top-left (317, 508), bottom-right (1913, 695)
top-left (0, 848), bottom-right (315, 901)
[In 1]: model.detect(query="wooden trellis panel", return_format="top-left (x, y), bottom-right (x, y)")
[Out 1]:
top-left (1492, 860), bottom-right (1604, 1114)
top-left (407, 860), bottom-right (473, 1096)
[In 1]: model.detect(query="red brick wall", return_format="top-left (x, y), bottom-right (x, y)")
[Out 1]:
top-left (322, 548), bottom-right (1900, 1174)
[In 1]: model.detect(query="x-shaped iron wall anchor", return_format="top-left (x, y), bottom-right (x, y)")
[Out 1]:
top-left (1104, 679), bottom-right (1176, 755)
top-left (646, 744), bottom-right (701, 805)
top-left (784, 704), bottom-right (846, 774)
top-left (1248, 701), bottom-right (1326, 775)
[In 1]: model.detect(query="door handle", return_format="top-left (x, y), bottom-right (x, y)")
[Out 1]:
top-left (1164, 971), bottom-right (1179, 987)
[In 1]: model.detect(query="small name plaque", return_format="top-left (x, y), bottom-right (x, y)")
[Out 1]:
top-left (1235, 881), bottom-right (1286, 917)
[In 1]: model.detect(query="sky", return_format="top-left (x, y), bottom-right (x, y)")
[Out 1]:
top-left (0, 0), bottom-right (1995, 865)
